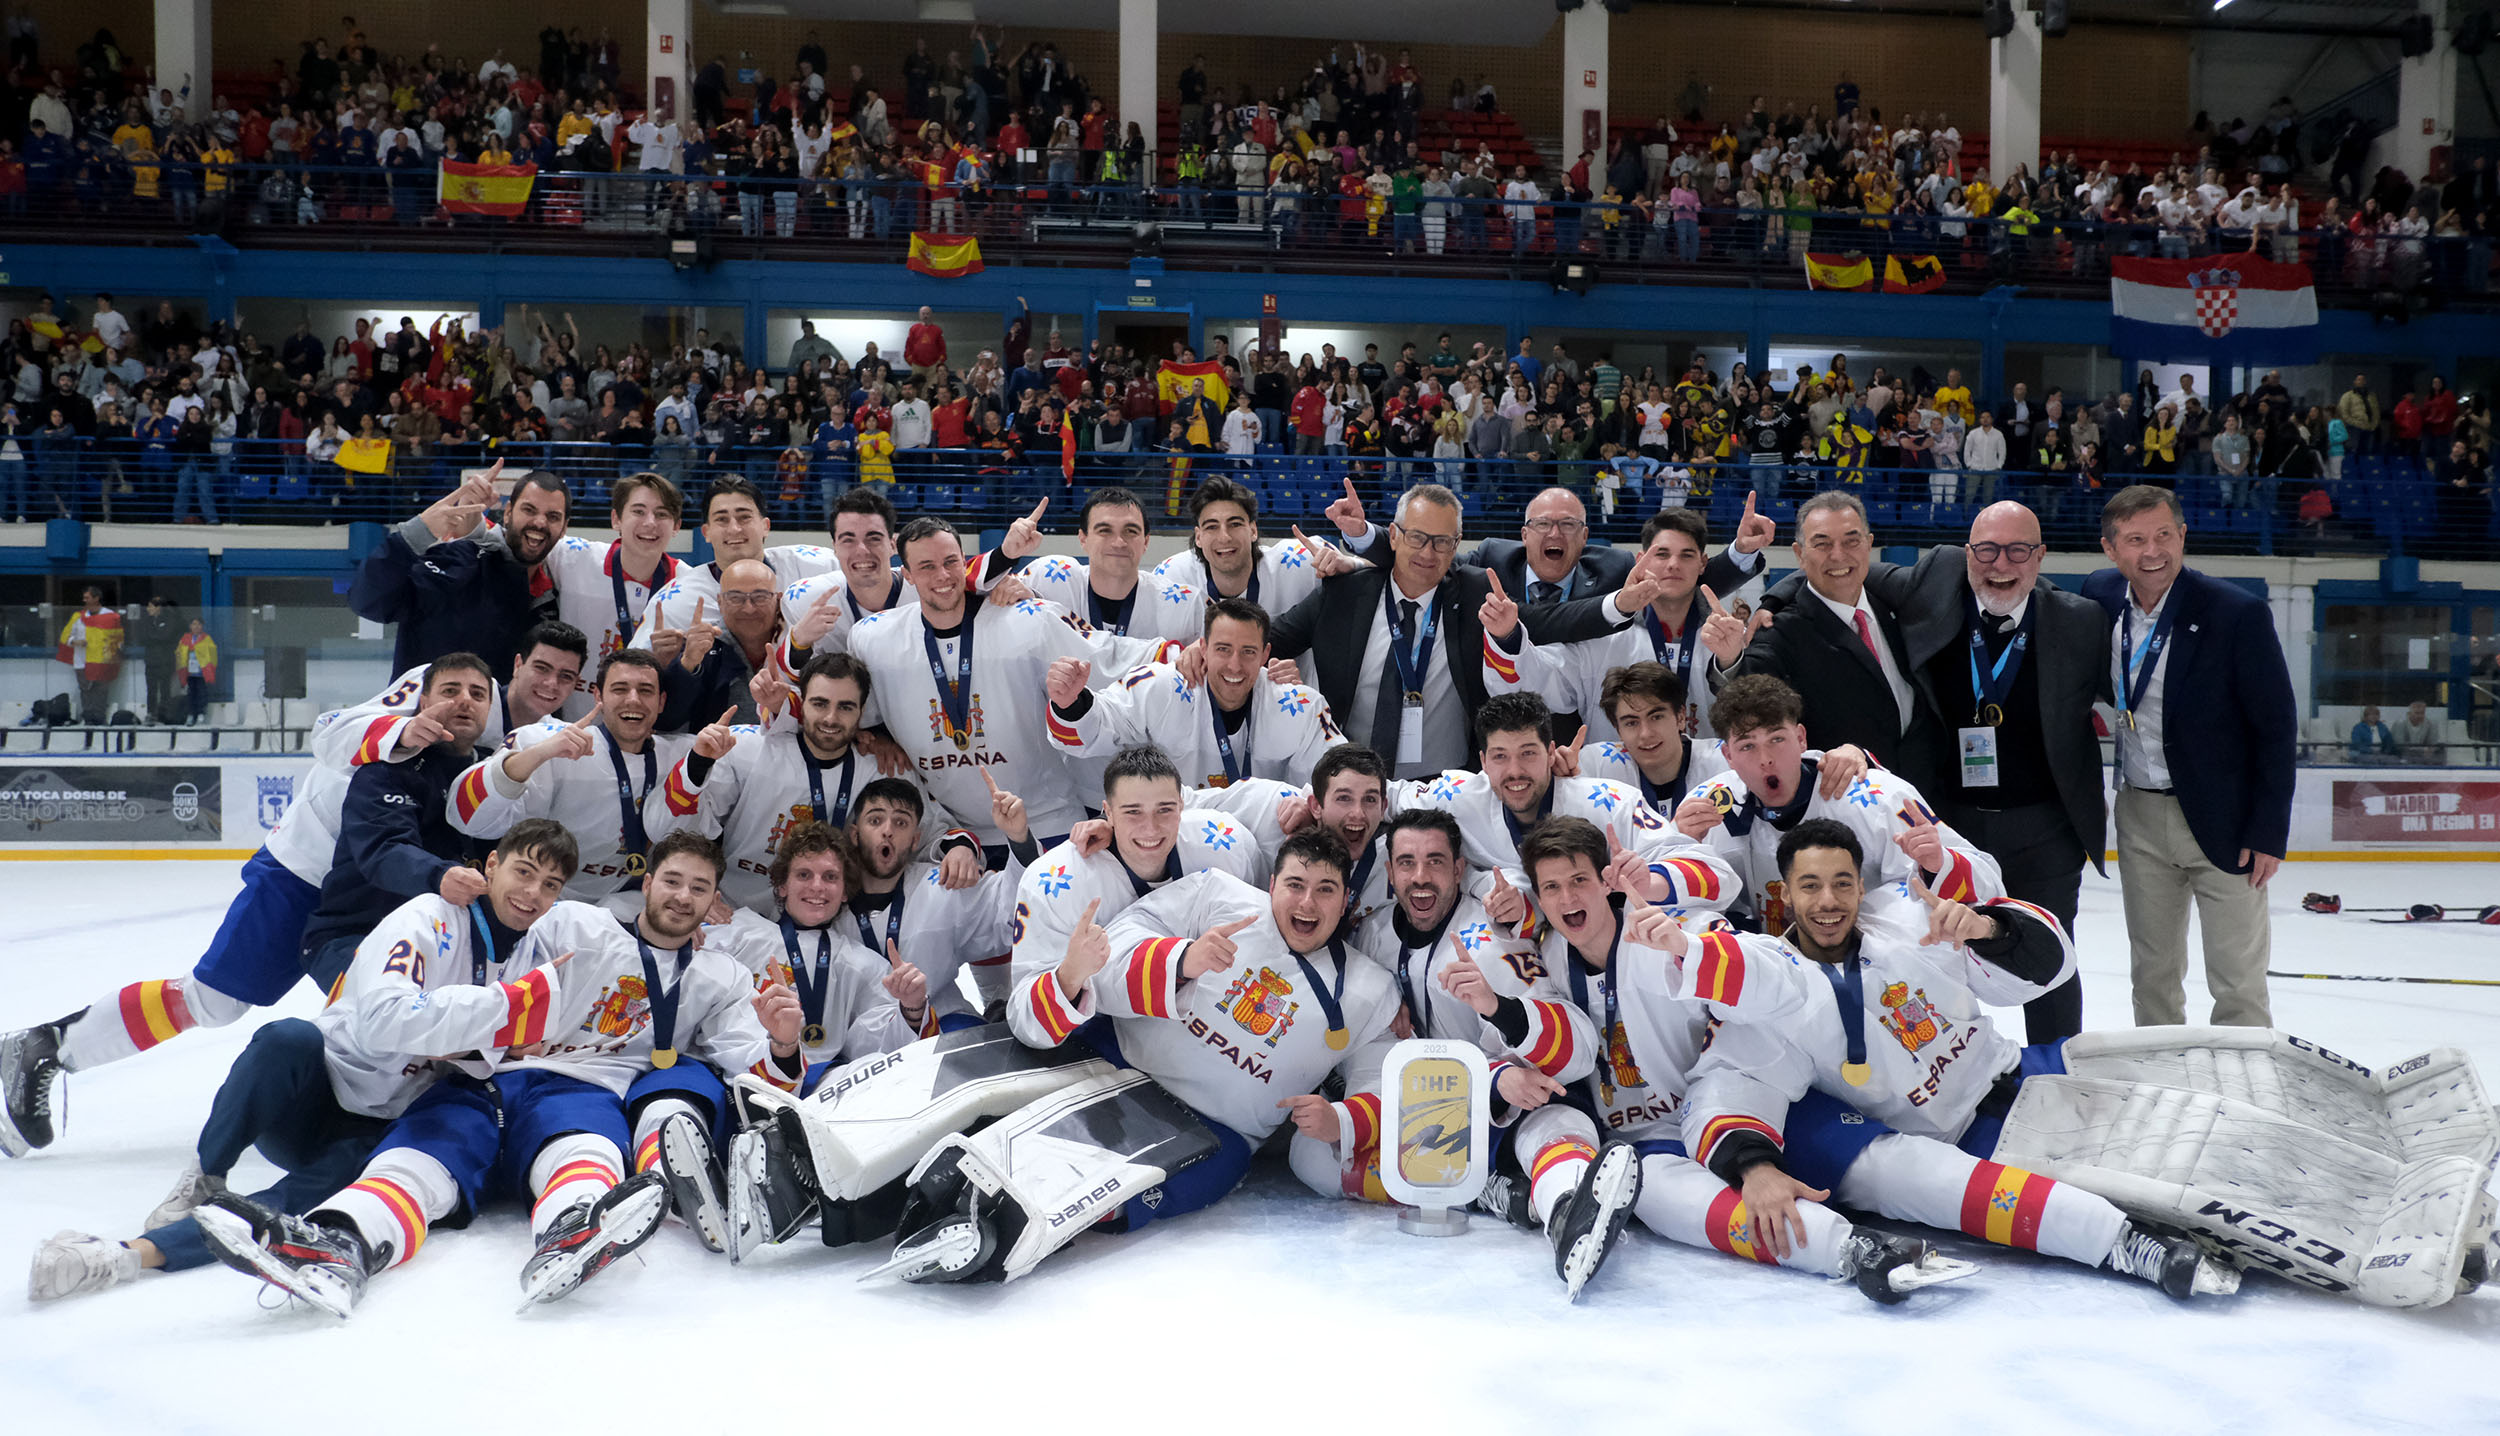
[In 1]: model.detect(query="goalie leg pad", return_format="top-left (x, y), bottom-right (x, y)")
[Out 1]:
top-left (733, 1023), bottom-right (1114, 1202)
top-left (901, 1071), bottom-right (1226, 1283)
top-left (1995, 1073), bottom-right (2487, 1308)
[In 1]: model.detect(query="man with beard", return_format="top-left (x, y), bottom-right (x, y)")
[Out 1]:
top-left (198, 833), bottom-right (807, 1314)
top-left (1043, 598), bottom-right (1342, 791)
top-left (448, 649), bottom-right (696, 905)
top-left (1015, 487), bottom-right (1205, 645)
top-left (538, 472), bottom-right (685, 718)
top-left (1671, 675), bottom-right (1999, 936)
top-left (351, 462), bottom-right (571, 681)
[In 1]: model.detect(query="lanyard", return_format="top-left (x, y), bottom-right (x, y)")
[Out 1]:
top-left (468, 904), bottom-right (499, 986)
top-left (843, 572), bottom-right (901, 624)
top-left (1635, 737), bottom-right (1694, 811)
top-left (608, 548), bottom-right (670, 652)
top-left (802, 745), bottom-right (857, 829)
top-left (1500, 782), bottom-right (1558, 851)
top-left (779, 914), bottom-right (836, 1044)
top-left (1564, 917), bottom-right (1626, 1105)
top-left (1964, 594), bottom-right (2034, 727)
top-left (1087, 583), bottom-right (1137, 637)
top-left (1292, 939), bottom-right (1352, 1051)
top-left (605, 736), bottom-right (658, 877)
top-left (922, 615), bottom-right (976, 751)
top-left (1820, 956), bottom-right (1873, 1086)
top-left (1336, 839), bottom-right (1380, 939)
top-left (1210, 697), bottom-right (1252, 783)
top-left (850, 885), bottom-right (904, 955)
top-left (1392, 912), bottom-right (1455, 1040)
top-left (1724, 756), bottom-right (1818, 837)
top-left (1643, 605), bottom-right (1702, 679)
top-left (636, 935), bottom-right (692, 1068)
top-left (1125, 848), bottom-right (1183, 898)
top-left (2116, 595), bottom-right (2180, 731)
top-left (1384, 583), bottom-right (1440, 702)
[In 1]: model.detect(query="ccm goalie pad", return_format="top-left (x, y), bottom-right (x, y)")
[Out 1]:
top-left (1992, 1027), bottom-right (2499, 1308)
top-left (869, 1070), bottom-right (1220, 1285)
top-left (729, 1024), bottom-right (1112, 1256)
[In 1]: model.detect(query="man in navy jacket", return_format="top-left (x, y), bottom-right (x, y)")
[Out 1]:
top-left (350, 467), bottom-right (569, 682)
top-left (2084, 485), bottom-right (2296, 1027)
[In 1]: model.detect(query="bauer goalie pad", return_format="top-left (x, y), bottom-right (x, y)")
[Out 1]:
top-left (732, 1023), bottom-right (1113, 1202)
top-left (1995, 1032), bottom-right (2499, 1308)
top-left (895, 1070), bottom-right (1220, 1283)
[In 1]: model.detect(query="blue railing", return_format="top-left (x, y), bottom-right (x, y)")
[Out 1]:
top-left (3, 438), bottom-right (2487, 559)
top-left (6, 160), bottom-right (2491, 300)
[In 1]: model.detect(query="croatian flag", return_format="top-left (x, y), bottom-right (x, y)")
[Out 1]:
top-left (2109, 254), bottom-right (2319, 365)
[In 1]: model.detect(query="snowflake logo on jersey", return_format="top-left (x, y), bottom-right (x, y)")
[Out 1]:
top-left (1426, 771), bottom-right (1467, 803)
top-left (1170, 672), bottom-right (1194, 702)
top-left (1038, 557), bottom-right (1076, 582)
top-left (1586, 783), bottom-right (1622, 813)
top-left (1037, 865), bottom-right (1074, 898)
top-left (1277, 543), bottom-right (1308, 568)
top-left (1277, 689), bottom-right (1311, 718)
top-left (1200, 819), bottom-right (1238, 851)
top-left (1596, 742), bottom-right (1628, 764)
top-left (587, 976), bottom-right (651, 1039)
top-left (1456, 921), bottom-right (1493, 954)
top-left (1846, 778), bottom-right (1883, 810)
top-left (1159, 583), bottom-right (1193, 606)
top-left (1014, 600), bottom-right (1050, 617)
top-left (1879, 982), bottom-right (1951, 1053)
top-left (1219, 966), bottom-right (1300, 1046)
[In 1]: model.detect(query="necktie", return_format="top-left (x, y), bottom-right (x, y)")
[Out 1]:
top-left (1528, 580), bottom-right (1560, 607)
top-left (1369, 599), bottom-right (1420, 762)
top-left (1853, 609), bottom-right (1881, 661)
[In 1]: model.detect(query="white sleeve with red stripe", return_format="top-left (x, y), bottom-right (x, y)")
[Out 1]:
top-left (1321, 996), bottom-right (1402, 1162)
top-left (1043, 683), bottom-right (1121, 757)
top-left (645, 743), bottom-right (742, 842)
top-left (308, 665), bottom-right (434, 770)
top-left (445, 750), bottom-right (528, 837)
top-left (333, 898), bottom-right (567, 1062)
top-left (1623, 808), bottom-right (1741, 913)
top-left (1469, 928), bottom-right (1600, 1084)
top-left (1009, 967), bottom-right (1098, 1048)
top-left (1681, 1046), bottom-right (1805, 1171)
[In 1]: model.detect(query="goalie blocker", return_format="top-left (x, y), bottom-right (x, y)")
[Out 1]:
top-left (1993, 1027), bottom-right (2499, 1309)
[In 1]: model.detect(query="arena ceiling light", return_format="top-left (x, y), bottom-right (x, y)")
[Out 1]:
top-left (2212, 0), bottom-right (2237, 10)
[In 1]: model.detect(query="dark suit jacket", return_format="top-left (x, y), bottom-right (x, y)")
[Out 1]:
top-left (1349, 525), bottom-right (1758, 608)
top-left (2081, 567), bottom-right (2296, 872)
top-left (1719, 582), bottom-right (1944, 793)
top-left (1865, 548), bottom-right (2115, 872)
top-left (1268, 566), bottom-right (1627, 738)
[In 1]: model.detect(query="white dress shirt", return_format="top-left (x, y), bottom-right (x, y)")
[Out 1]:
top-left (2112, 583), bottom-right (2176, 790)
top-left (1349, 576), bottom-right (1466, 779)
top-left (1813, 586), bottom-right (1915, 734)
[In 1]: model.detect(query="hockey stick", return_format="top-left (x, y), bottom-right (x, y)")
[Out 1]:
top-left (2267, 969), bottom-right (2500, 987)
top-left (2302, 894), bottom-right (2500, 923)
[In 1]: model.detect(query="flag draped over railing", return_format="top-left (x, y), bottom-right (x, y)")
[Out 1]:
top-left (2110, 254), bottom-right (2320, 364)
top-left (438, 160), bottom-right (536, 216)
top-left (906, 232), bottom-right (984, 277)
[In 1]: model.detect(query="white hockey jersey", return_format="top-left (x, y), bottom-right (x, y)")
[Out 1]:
top-left (1390, 770), bottom-right (1739, 915)
top-left (542, 536), bottom-right (684, 716)
top-left (646, 728), bottom-right (951, 913)
top-left (1004, 816), bottom-right (1273, 1022)
top-left (1047, 662), bottom-right (1343, 792)
top-left (847, 858), bottom-right (1028, 1028)
top-left (313, 896), bottom-right (622, 1119)
top-left (1681, 757), bottom-right (2002, 932)
top-left (773, 566), bottom-right (916, 660)
top-left (1582, 737), bottom-right (1727, 814)
top-left (702, 907), bottom-right (914, 1066)
top-left (845, 598), bottom-right (1171, 846)
top-left (1149, 537), bottom-right (1324, 626)
top-left (631, 544), bottom-right (839, 649)
top-left (1018, 555), bottom-right (1205, 645)
top-left (504, 914), bottom-right (801, 1097)
top-left (445, 722), bottom-right (694, 902)
top-left (1355, 892), bottom-right (1593, 1090)
top-left (1688, 890), bottom-right (2076, 1144)
top-left (262, 666), bottom-right (517, 886)
top-left (1067, 870), bottom-right (1401, 1147)
top-left (1486, 608), bottom-right (1722, 739)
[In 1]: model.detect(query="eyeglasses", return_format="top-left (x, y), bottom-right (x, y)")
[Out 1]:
top-left (1394, 524), bottom-right (1460, 555)
top-left (1968, 541), bottom-right (2044, 564)
top-left (1522, 517), bottom-right (1587, 536)
top-left (719, 591), bottom-right (779, 608)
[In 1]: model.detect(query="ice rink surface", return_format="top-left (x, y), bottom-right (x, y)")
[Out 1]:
top-left (2, 858), bottom-right (2496, 1436)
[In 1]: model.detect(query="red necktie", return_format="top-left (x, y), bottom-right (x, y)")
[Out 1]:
top-left (1853, 609), bottom-right (1881, 661)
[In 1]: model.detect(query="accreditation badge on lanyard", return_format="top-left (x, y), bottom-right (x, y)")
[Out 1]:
top-left (2116, 595), bottom-right (2179, 735)
top-left (1958, 597), bottom-right (2031, 791)
top-left (1386, 586), bottom-right (1439, 769)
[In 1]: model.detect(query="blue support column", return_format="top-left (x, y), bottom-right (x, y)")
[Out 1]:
top-left (744, 300), bottom-right (768, 368)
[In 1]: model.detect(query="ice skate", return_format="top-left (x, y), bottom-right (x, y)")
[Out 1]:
top-left (1547, 1140), bottom-right (1642, 1302)
top-left (0, 1018), bottom-right (68, 1157)
top-left (1837, 1231), bottom-right (1979, 1304)
top-left (725, 1114), bottom-right (821, 1263)
top-left (2104, 1222), bottom-right (2240, 1299)
top-left (518, 1173), bottom-right (668, 1306)
top-left (656, 1112), bottom-right (729, 1255)
top-left (195, 1194), bottom-right (373, 1319)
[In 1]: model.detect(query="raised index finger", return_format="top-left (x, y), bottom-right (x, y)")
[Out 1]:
top-left (980, 767), bottom-right (1001, 794)
top-left (1028, 496), bottom-right (1049, 523)
top-left (1743, 489), bottom-right (1759, 521)
top-left (1908, 868), bottom-right (1939, 905)
top-left (716, 706), bottom-right (738, 727)
top-left (1487, 568), bottom-right (1506, 598)
top-left (1701, 584), bottom-right (1729, 616)
top-left (1218, 914), bottom-right (1260, 936)
top-left (1079, 897), bottom-right (1102, 926)
top-left (691, 596), bottom-right (706, 623)
top-left (570, 701), bottom-right (604, 729)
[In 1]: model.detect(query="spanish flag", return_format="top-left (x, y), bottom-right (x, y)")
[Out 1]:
top-left (826, 120), bottom-right (858, 143)
top-left (1882, 254), bottom-right (1948, 294)
top-left (906, 231), bottom-right (984, 278)
top-left (27, 317), bottom-right (63, 341)
top-left (438, 160), bottom-right (537, 217)
top-left (1154, 358), bottom-right (1230, 414)
top-left (335, 436), bottom-right (393, 477)
top-left (1803, 252), bottom-right (1874, 292)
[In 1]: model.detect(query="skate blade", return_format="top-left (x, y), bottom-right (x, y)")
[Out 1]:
top-left (724, 1130), bottom-right (767, 1266)
top-left (193, 1207), bottom-right (355, 1319)
top-left (858, 1221), bottom-right (981, 1284)
top-left (1561, 1147), bottom-right (1644, 1303)
top-left (517, 1185), bottom-right (668, 1309)
top-left (660, 1120), bottom-right (729, 1255)
top-left (1887, 1252), bottom-right (1982, 1296)
top-left (2190, 1258), bottom-right (2242, 1298)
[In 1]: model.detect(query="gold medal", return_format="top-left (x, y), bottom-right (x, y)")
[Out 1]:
top-left (802, 1023), bottom-right (826, 1046)
top-left (651, 1047), bottom-right (679, 1069)
top-left (1326, 1026), bottom-right (1350, 1051)
top-left (1841, 1060), bottom-right (1872, 1087)
top-left (1978, 703), bottom-right (2005, 728)
top-left (624, 851), bottom-right (647, 877)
